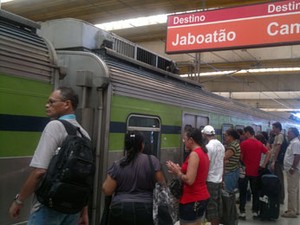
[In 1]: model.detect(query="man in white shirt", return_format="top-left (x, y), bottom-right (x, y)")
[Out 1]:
top-left (9, 87), bottom-right (89, 225)
top-left (202, 125), bottom-right (225, 225)
top-left (282, 127), bottom-right (300, 218)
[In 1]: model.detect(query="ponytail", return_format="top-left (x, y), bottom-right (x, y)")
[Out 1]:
top-left (120, 131), bottom-right (144, 167)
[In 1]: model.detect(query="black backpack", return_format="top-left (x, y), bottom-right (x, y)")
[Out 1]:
top-left (277, 135), bottom-right (288, 165)
top-left (35, 120), bottom-right (95, 214)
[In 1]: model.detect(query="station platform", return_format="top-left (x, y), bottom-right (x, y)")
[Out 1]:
top-left (237, 201), bottom-right (300, 225)
top-left (174, 175), bottom-right (300, 225)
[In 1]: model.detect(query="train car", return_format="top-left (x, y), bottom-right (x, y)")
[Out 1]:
top-left (0, 10), bottom-right (299, 225)
top-left (0, 10), bottom-right (58, 225)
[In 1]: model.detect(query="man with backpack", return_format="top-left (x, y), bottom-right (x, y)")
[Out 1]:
top-left (9, 87), bottom-right (92, 225)
top-left (271, 121), bottom-right (288, 204)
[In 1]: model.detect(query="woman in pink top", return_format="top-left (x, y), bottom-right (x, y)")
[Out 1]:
top-left (166, 127), bottom-right (210, 225)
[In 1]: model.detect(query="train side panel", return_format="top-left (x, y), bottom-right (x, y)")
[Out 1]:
top-left (0, 11), bottom-right (57, 224)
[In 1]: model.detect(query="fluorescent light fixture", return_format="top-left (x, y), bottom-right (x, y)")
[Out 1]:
top-left (180, 67), bottom-right (300, 77)
top-left (260, 108), bottom-right (300, 112)
top-left (1, 0), bottom-right (15, 3)
top-left (96, 14), bottom-right (167, 31)
top-left (213, 91), bottom-right (300, 100)
top-left (95, 9), bottom-right (211, 31)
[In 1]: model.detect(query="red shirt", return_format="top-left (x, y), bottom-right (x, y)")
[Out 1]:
top-left (240, 138), bottom-right (268, 176)
top-left (180, 147), bottom-right (210, 204)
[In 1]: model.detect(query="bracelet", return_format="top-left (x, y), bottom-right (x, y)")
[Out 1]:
top-left (14, 194), bottom-right (24, 205)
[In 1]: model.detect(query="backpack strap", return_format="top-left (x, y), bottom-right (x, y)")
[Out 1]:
top-left (58, 119), bottom-right (80, 136)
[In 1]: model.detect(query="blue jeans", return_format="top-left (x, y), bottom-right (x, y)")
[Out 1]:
top-left (109, 201), bottom-right (153, 225)
top-left (179, 199), bottom-right (209, 223)
top-left (27, 206), bottom-right (80, 225)
top-left (224, 168), bottom-right (240, 193)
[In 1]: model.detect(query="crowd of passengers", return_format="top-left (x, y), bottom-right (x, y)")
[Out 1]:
top-left (102, 122), bottom-right (300, 225)
top-left (9, 88), bottom-right (299, 225)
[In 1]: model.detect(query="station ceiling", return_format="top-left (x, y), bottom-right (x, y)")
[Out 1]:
top-left (2, 0), bottom-right (300, 121)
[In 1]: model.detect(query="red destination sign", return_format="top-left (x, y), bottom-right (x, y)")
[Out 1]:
top-left (166, 0), bottom-right (300, 53)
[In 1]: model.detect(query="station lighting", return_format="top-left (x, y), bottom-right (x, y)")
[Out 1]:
top-left (260, 109), bottom-right (300, 112)
top-left (96, 14), bottom-right (167, 31)
top-left (180, 67), bottom-right (300, 77)
top-left (95, 9), bottom-right (212, 31)
top-left (1, 0), bottom-right (15, 3)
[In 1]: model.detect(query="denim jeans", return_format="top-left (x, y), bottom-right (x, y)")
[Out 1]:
top-left (27, 206), bottom-right (80, 225)
top-left (179, 199), bottom-right (209, 223)
top-left (109, 201), bottom-right (153, 225)
top-left (238, 175), bottom-right (260, 213)
top-left (224, 168), bottom-right (240, 193)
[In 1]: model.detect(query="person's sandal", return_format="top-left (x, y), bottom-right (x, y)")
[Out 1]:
top-left (281, 211), bottom-right (297, 218)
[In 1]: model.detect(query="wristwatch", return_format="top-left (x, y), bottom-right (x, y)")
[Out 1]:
top-left (14, 194), bottom-right (24, 205)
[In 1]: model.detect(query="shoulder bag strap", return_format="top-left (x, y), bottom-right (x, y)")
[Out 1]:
top-left (147, 154), bottom-right (156, 183)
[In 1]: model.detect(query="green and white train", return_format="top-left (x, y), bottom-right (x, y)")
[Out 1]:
top-left (0, 10), bottom-right (298, 225)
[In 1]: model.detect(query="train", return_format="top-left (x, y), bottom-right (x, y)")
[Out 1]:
top-left (0, 10), bottom-right (299, 225)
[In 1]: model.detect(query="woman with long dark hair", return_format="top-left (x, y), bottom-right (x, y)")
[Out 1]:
top-left (102, 131), bottom-right (165, 225)
top-left (166, 127), bottom-right (210, 225)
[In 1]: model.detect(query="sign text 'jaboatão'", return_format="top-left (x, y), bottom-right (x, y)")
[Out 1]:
top-left (166, 0), bottom-right (300, 53)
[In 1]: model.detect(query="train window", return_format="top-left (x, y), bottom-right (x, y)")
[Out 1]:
top-left (252, 124), bottom-right (262, 134)
top-left (235, 125), bottom-right (244, 130)
top-left (196, 116), bottom-right (209, 129)
top-left (127, 114), bottom-right (161, 157)
top-left (182, 113), bottom-right (208, 160)
top-left (182, 113), bottom-right (209, 130)
top-left (221, 123), bottom-right (233, 143)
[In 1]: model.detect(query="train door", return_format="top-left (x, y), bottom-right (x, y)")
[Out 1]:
top-left (126, 114), bottom-right (161, 158)
top-left (182, 113), bottom-right (209, 160)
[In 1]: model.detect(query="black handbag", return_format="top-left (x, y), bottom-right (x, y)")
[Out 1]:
top-left (169, 177), bottom-right (183, 199)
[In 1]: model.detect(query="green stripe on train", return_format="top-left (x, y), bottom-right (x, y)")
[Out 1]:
top-left (0, 74), bottom-right (52, 116)
top-left (0, 74), bottom-right (52, 157)
top-left (109, 95), bottom-right (183, 151)
top-left (110, 95), bottom-right (182, 126)
top-left (0, 131), bottom-right (41, 157)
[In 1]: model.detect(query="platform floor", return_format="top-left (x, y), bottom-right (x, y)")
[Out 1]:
top-left (237, 200), bottom-right (300, 225)
top-left (237, 174), bottom-right (299, 225)
top-left (175, 175), bottom-right (300, 225)
top-left (174, 206), bottom-right (300, 225)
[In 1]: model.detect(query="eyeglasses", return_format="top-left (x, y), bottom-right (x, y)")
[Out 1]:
top-left (46, 99), bottom-right (65, 105)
